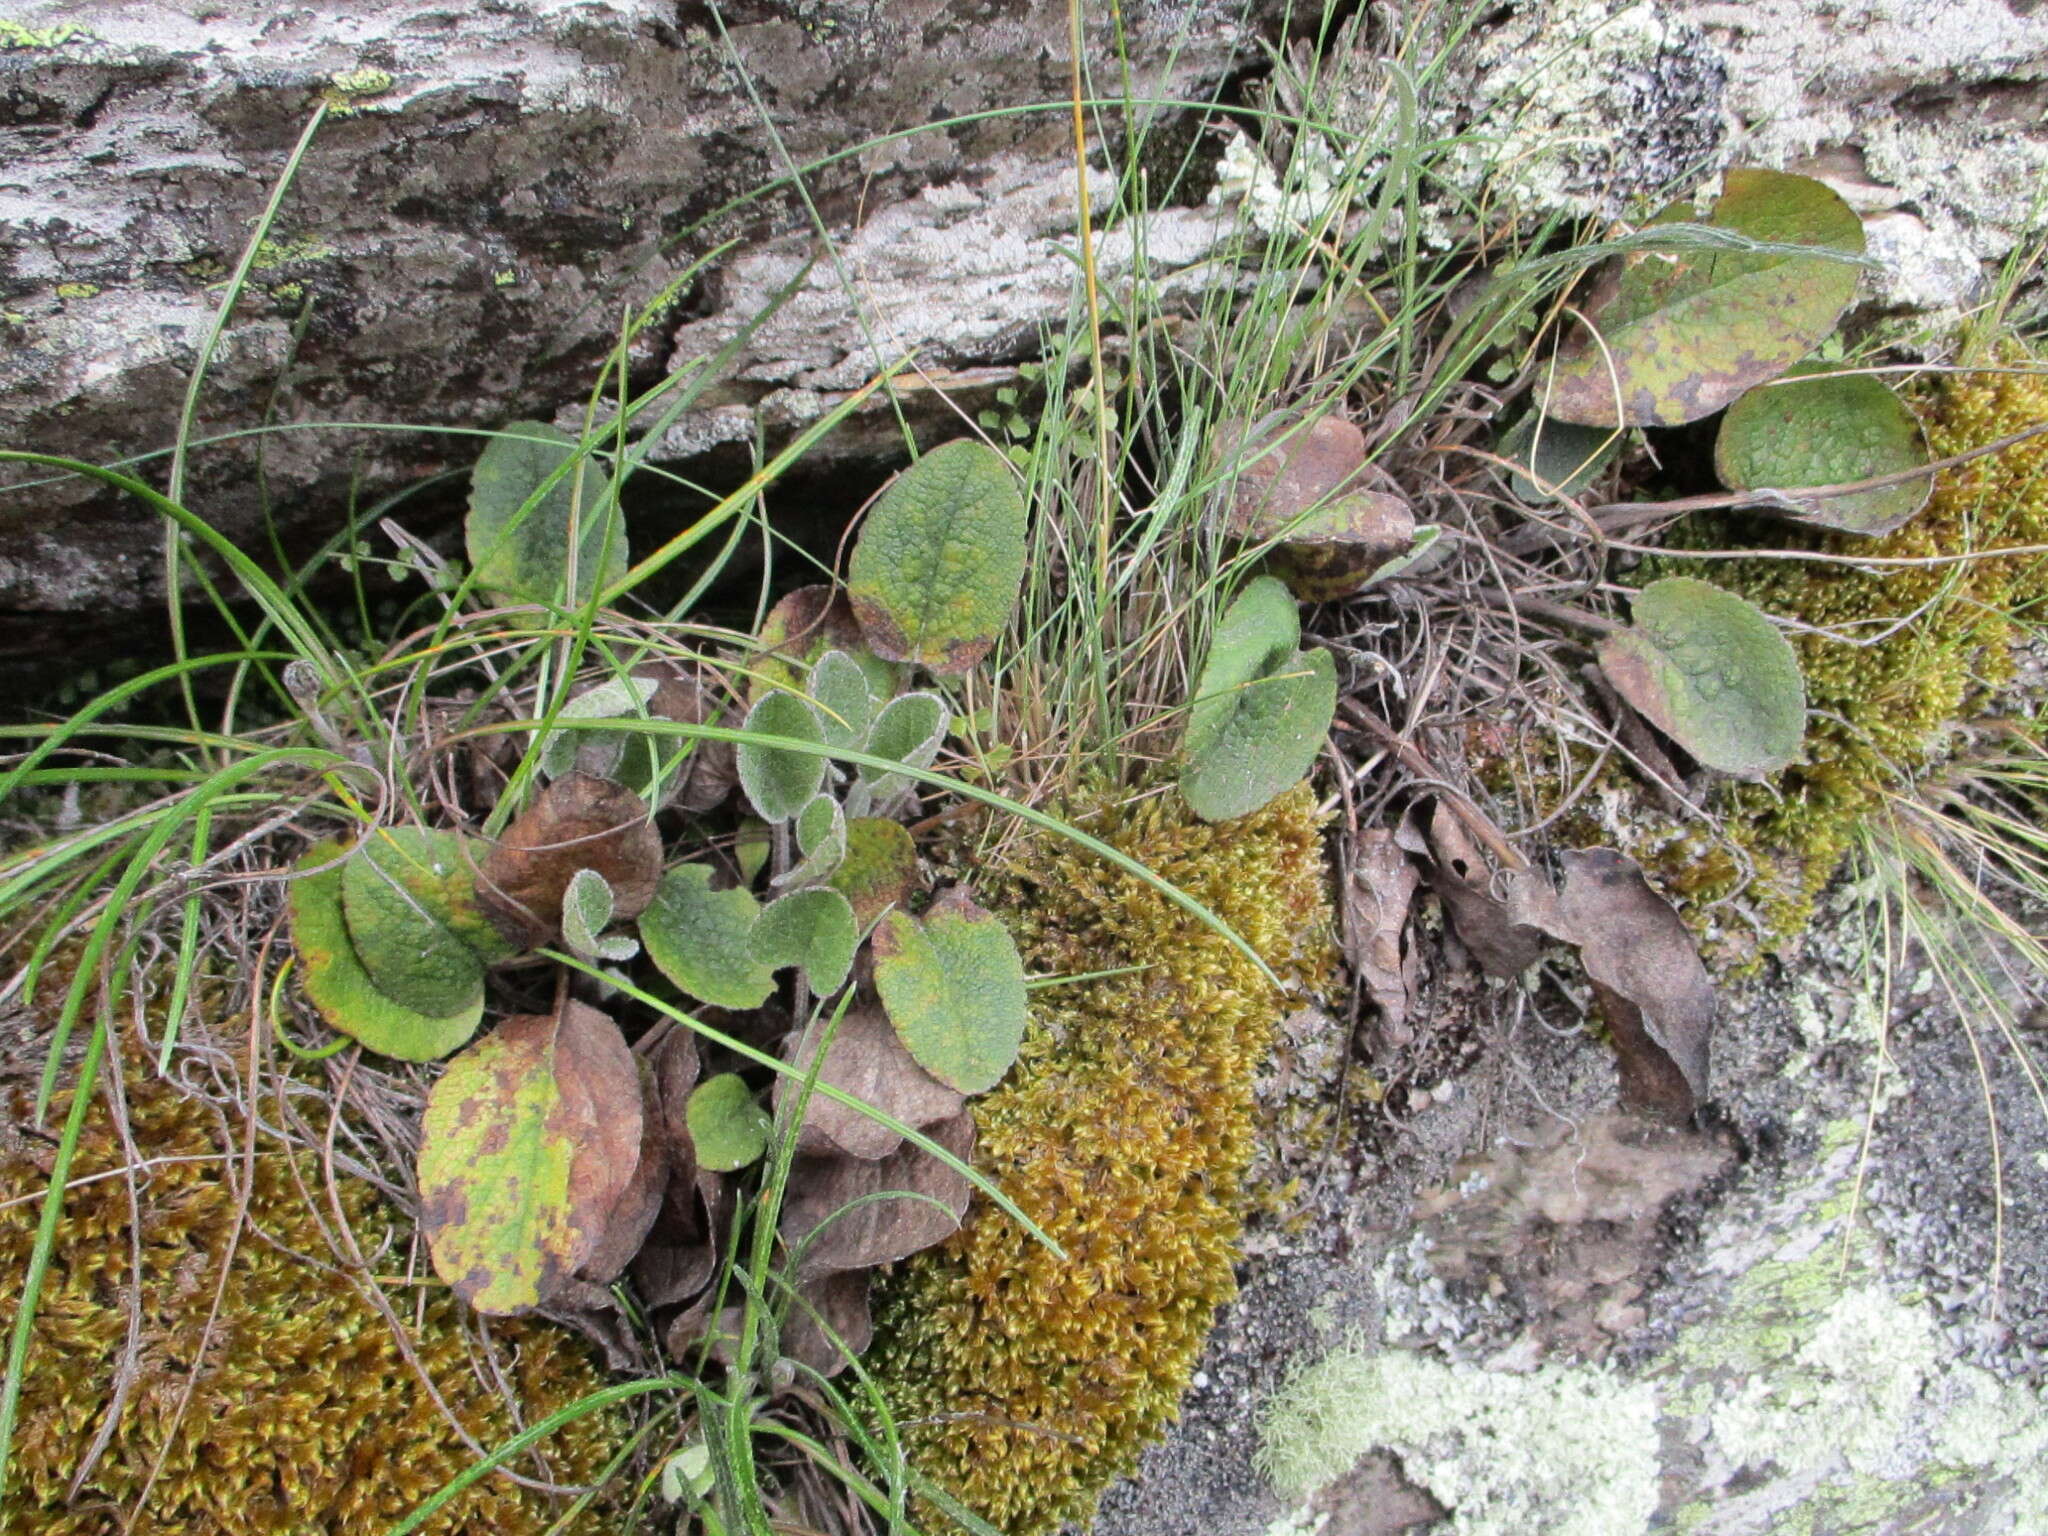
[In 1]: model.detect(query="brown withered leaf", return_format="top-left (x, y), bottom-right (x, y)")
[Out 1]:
top-left (416, 1000), bottom-right (642, 1315)
top-left (476, 772), bottom-right (662, 949)
top-left (577, 1056), bottom-right (670, 1285)
top-left (1397, 802), bottom-right (1554, 979)
top-left (1224, 413), bottom-right (1369, 533)
top-left (772, 1004), bottom-right (966, 1161)
top-left (778, 1269), bottom-right (874, 1380)
top-left (1222, 413), bottom-right (1416, 601)
top-left (644, 1022), bottom-right (703, 1167)
top-left (636, 658), bottom-right (741, 814)
top-left (1343, 829), bottom-right (1421, 1040)
top-left (1555, 849), bottom-right (1715, 1120)
top-left (751, 584), bottom-right (874, 702)
top-left (778, 1110), bottom-right (974, 1276)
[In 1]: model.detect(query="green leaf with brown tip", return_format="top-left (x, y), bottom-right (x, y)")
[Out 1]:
top-left (872, 888), bottom-right (1028, 1095)
top-left (464, 420), bottom-right (625, 607)
top-left (638, 864), bottom-right (776, 1009)
top-left (1714, 368), bottom-right (1932, 535)
top-left (687, 1073), bottom-right (770, 1172)
top-left (290, 840), bottom-right (482, 1062)
top-left (847, 439), bottom-right (1027, 674)
top-left (1598, 576), bottom-right (1806, 779)
top-left (1544, 169), bottom-right (1865, 428)
top-left (417, 1002), bottom-right (643, 1314)
top-left (829, 817), bottom-right (920, 930)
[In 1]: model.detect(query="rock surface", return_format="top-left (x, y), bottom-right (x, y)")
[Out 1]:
top-left (0, 0), bottom-right (1270, 665)
top-left (4, 0), bottom-right (2044, 669)
top-left (1415, 0), bottom-right (2048, 313)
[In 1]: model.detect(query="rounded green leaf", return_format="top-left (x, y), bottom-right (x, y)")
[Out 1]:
top-left (847, 439), bottom-right (1027, 674)
top-left (1598, 576), bottom-right (1806, 779)
top-left (344, 825), bottom-right (519, 964)
top-left (1714, 369), bottom-right (1932, 535)
top-left (737, 689), bottom-right (827, 824)
top-left (417, 1002), bottom-right (643, 1314)
top-left (1545, 169), bottom-right (1865, 427)
top-left (809, 649), bottom-right (876, 751)
top-left (859, 691), bottom-right (948, 797)
top-left (687, 1074), bottom-right (771, 1172)
top-left (342, 835), bottom-right (487, 1017)
top-left (753, 886), bottom-right (859, 996)
top-left (1498, 413), bottom-right (1621, 503)
top-left (638, 865), bottom-right (776, 1009)
top-left (1185, 576), bottom-right (1301, 765)
top-left (1180, 645), bottom-right (1338, 823)
top-left (465, 420), bottom-right (626, 607)
top-left (290, 840), bottom-right (481, 1062)
top-left (561, 866), bottom-right (616, 958)
top-left (871, 888), bottom-right (1028, 1095)
top-left (829, 817), bottom-right (920, 930)
top-left (782, 792), bottom-right (847, 888)
top-left (1181, 576), bottom-right (1336, 821)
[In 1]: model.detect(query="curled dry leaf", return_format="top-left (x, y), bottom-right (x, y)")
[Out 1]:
top-left (1555, 849), bottom-right (1715, 1121)
top-left (1396, 802), bottom-right (1553, 979)
top-left (636, 657), bottom-right (742, 814)
top-left (1343, 828), bottom-right (1421, 1040)
top-left (416, 1001), bottom-right (643, 1315)
top-left (632, 1026), bottom-right (732, 1313)
top-left (1222, 413), bottom-right (1415, 601)
top-left (476, 772), bottom-right (662, 949)
top-left (773, 1004), bottom-right (966, 1161)
top-left (751, 583), bottom-right (899, 705)
top-left (576, 1056), bottom-right (670, 1286)
top-left (778, 1109), bottom-right (975, 1277)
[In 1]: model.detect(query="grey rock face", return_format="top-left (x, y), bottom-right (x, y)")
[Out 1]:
top-left (0, 0), bottom-right (1271, 662)
top-left (1420, 0), bottom-right (2047, 312)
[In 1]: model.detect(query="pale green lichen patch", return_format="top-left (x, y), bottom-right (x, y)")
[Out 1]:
top-left (1257, 1341), bottom-right (1662, 1536)
top-left (1260, 1109), bottom-right (2048, 1535)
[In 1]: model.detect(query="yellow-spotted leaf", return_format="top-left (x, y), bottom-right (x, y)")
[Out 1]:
top-left (1544, 169), bottom-right (1865, 427)
top-left (418, 1001), bottom-right (644, 1314)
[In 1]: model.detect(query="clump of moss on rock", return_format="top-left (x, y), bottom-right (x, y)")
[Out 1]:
top-left (1, 1069), bottom-right (624, 1535)
top-left (1658, 362), bottom-right (2048, 941)
top-left (867, 783), bottom-right (1334, 1536)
